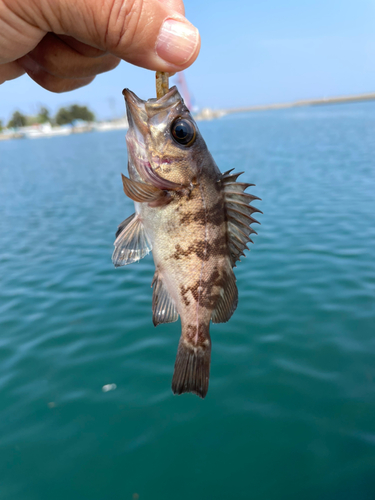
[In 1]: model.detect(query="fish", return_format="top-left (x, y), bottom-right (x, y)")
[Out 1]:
top-left (113, 86), bottom-right (261, 398)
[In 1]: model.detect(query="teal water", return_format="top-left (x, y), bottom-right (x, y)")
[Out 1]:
top-left (1, 102), bottom-right (375, 500)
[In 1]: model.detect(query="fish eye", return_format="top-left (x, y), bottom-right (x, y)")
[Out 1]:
top-left (171, 118), bottom-right (196, 146)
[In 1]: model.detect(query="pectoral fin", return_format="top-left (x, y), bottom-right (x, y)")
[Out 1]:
top-left (115, 213), bottom-right (135, 238)
top-left (112, 213), bottom-right (152, 267)
top-left (151, 271), bottom-right (179, 326)
top-left (136, 160), bottom-right (182, 191)
top-left (121, 174), bottom-right (170, 204)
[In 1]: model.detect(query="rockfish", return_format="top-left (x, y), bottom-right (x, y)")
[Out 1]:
top-left (113, 86), bottom-right (261, 398)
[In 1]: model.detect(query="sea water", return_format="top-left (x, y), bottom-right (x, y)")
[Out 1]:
top-left (0, 102), bottom-right (375, 500)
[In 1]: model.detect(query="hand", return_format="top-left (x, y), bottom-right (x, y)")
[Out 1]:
top-left (0, 0), bottom-right (200, 92)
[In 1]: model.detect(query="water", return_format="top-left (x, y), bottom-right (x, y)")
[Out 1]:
top-left (1, 102), bottom-right (375, 500)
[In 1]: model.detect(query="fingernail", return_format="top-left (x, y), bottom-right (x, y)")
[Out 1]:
top-left (156, 19), bottom-right (199, 66)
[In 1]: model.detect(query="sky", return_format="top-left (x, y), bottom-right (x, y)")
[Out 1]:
top-left (1, 0), bottom-right (375, 122)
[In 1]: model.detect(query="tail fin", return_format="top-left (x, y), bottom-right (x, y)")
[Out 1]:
top-left (172, 337), bottom-right (211, 399)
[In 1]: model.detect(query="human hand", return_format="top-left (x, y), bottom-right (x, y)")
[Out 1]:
top-left (0, 0), bottom-right (200, 92)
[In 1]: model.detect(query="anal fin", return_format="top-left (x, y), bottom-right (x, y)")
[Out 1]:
top-left (152, 271), bottom-right (179, 326)
top-left (211, 270), bottom-right (238, 323)
top-left (112, 213), bottom-right (152, 267)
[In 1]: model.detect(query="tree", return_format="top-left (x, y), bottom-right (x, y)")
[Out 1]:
top-left (55, 107), bottom-right (72, 125)
top-left (55, 105), bottom-right (95, 125)
top-left (70, 104), bottom-right (95, 122)
top-left (7, 111), bottom-right (27, 129)
top-left (0, 119), bottom-right (3, 132)
top-left (37, 106), bottom-right (50, 123)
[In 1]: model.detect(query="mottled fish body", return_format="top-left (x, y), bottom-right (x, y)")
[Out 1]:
top-left (113, 86), bottom-right (261, 398)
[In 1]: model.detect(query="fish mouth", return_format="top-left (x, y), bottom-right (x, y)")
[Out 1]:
top-left (123, 86), bottom-right (182, 135)
top-left (123, 88), bottom-right (149, 178)
top-left (123, 88), bottom-right (148, 138)
top-left (123, 86), bottom-right (183, 177)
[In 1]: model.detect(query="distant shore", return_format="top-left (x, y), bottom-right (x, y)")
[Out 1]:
top-left (1, 92), bottom-right (375, 140)
top-left (0, 118), bottom-right (129, 142)
top-left (195, 92), bottom-right (375, 120)
top-left (225, 91), bottom-right (375, 114)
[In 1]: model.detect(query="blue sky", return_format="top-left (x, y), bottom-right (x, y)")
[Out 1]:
top-left (1, 0), bottom-right (375, 121)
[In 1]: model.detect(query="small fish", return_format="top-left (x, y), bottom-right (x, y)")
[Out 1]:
top-left (113, 86), bottom-right (261, 398)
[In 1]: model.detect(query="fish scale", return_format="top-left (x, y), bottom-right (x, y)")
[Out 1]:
top-left (112, 86), bottom-right (261, 398)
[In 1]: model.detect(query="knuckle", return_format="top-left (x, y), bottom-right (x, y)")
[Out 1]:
top-left (103, 0), bottom-right (145, 51)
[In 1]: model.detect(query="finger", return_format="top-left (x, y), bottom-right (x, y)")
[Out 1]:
top-left (0, 4), bottom-right (44, 64)
top-left (17, 33), bottom-right (120, 79)
top-left (0, 61), bottom-right (25, 84)
top-left (58, 35), bottom-right (108, 58)
top-left (18, 60), bottom-right (96, 93)
top-left (158, 0), bottom-right (185, 16)
top-left (15, 0), bottom-right (200, 72)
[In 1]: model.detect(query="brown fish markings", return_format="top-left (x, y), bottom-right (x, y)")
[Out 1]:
top-left (112, 86), bottom-right (261, 398)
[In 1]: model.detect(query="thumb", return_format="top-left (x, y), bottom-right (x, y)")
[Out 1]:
top-left (8, 0), bottom-right (200, 72)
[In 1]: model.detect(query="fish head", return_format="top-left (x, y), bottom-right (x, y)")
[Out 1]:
top-left (123, 86), bottom-right (214, 187)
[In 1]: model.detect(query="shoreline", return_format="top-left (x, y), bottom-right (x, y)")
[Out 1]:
top-left (194, 92), bottom-right (375, 120)
top-left (1, 92), bottom-right (375, 140)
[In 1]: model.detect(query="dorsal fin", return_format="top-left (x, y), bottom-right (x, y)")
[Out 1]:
top-left (222, 171), bottom-right (262, 267)
top-left (151, 271), bottom-right (179, 326)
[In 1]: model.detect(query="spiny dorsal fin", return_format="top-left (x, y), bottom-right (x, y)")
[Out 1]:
top-left (211, 269), bottom-right (238, 323)
top-left (222, 171), bottom-right (262, 267)
top-left (152, 271), bottom-right (179, 326)
top-left (112, 213), bottom-right (152, 267)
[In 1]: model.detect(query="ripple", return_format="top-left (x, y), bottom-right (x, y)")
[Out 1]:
top-left (1, 106), bottom-right (375, 499)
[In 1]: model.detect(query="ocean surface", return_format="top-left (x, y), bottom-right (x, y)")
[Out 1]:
top-left (1, 101), bottom-right (375, 500)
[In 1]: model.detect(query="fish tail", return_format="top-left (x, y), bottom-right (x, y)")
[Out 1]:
top-left (172, 329), bottom-right (211, 399)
